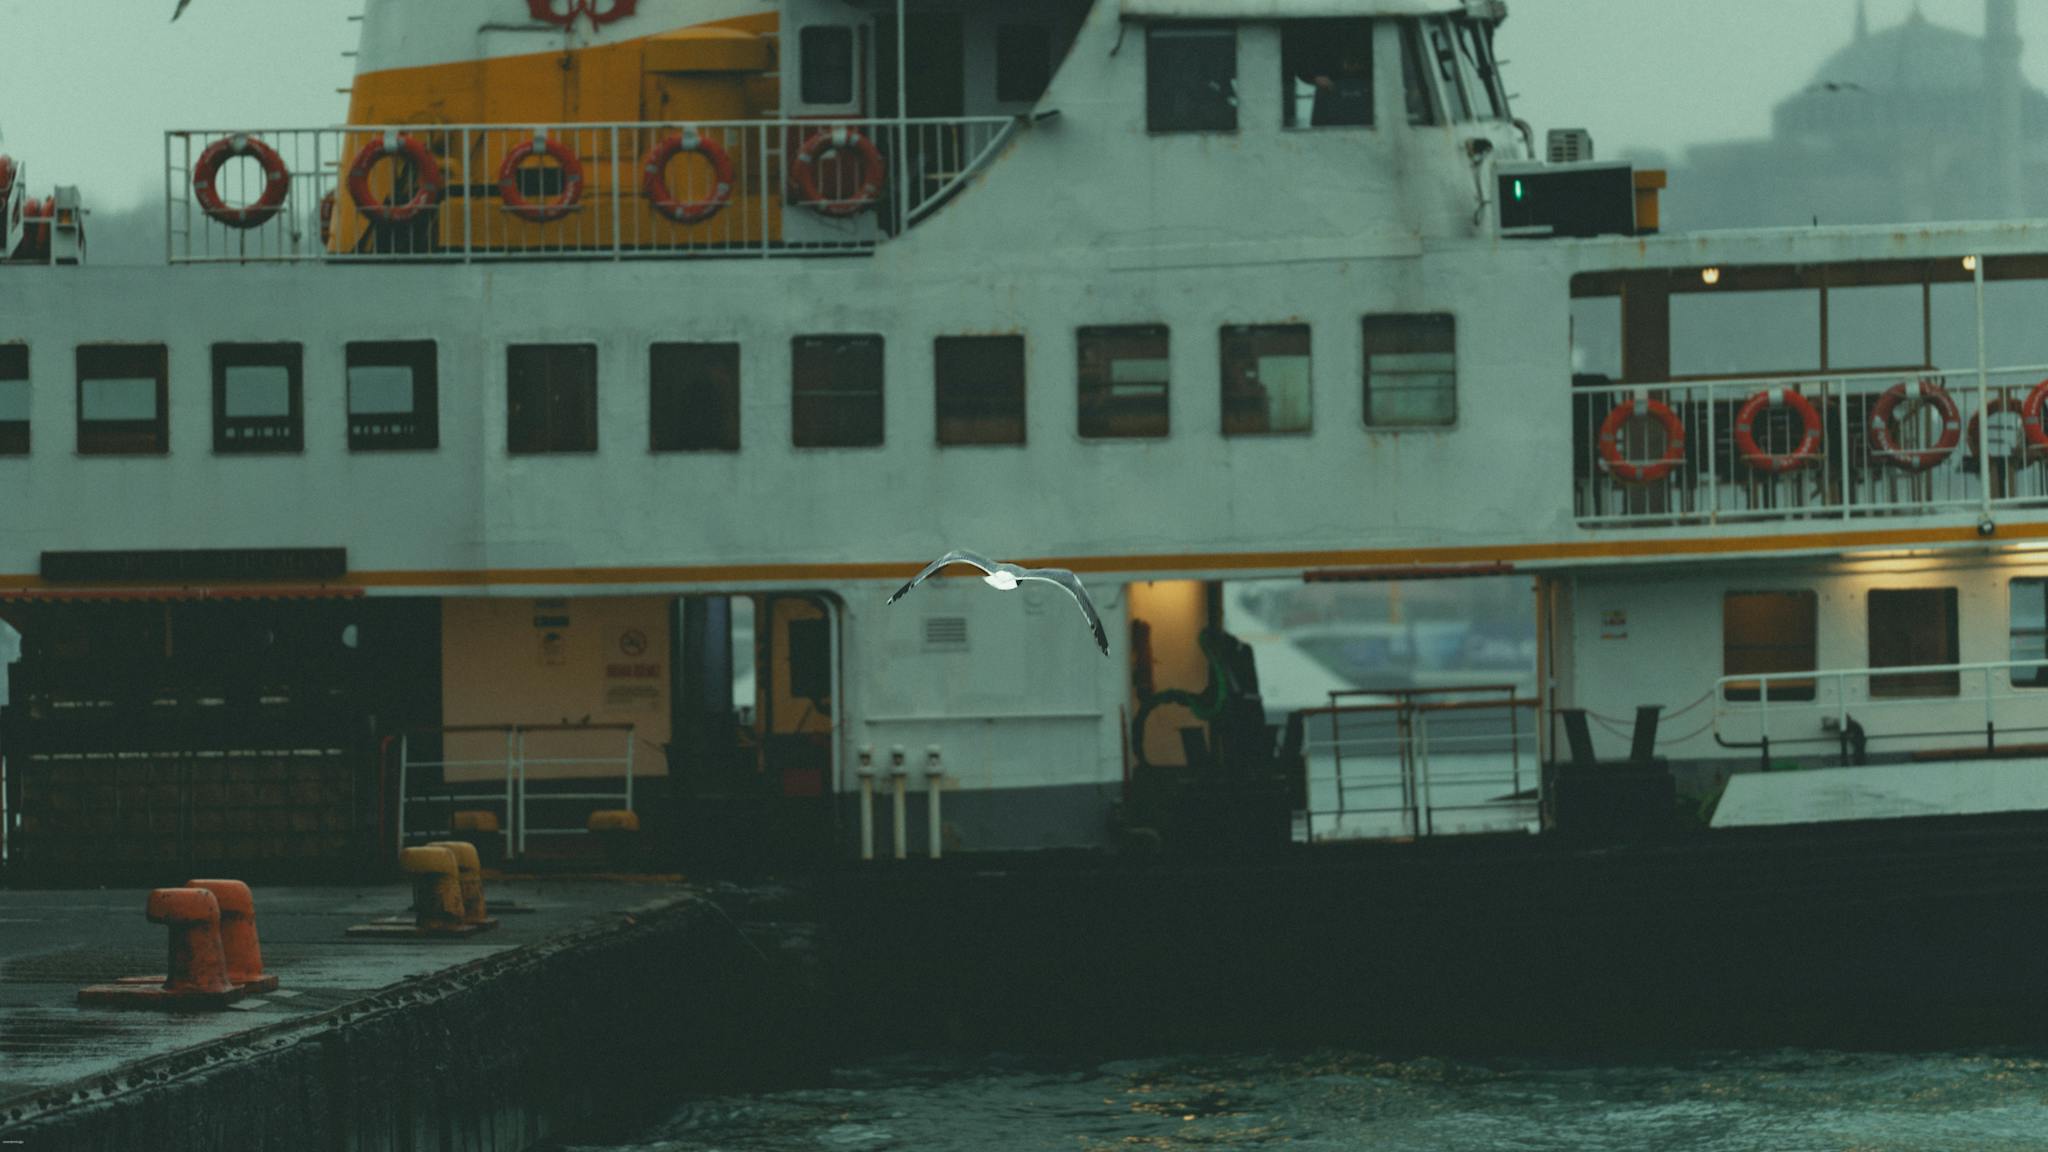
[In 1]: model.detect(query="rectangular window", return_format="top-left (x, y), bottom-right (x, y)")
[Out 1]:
top-left (346, 341), bottom-right (438, 451)
top-left (996, 24), bottom-right (1054, 105)
top-left (1454, 18), bottom-right (1508, 119)
top-left (651, 342), bottom-right (740, 452)
top-left (800, 25), bottom-right (856, 105)
top-left (1282, 20), bottom-right (1373, 129)
top-left (76, 344), bottom-right (168, 456)
top-left (792, 335), bottom-right (884, 448)
top-left (1723, 591), bottom-right (1818, 702)
top-left (508, 344), bottom-right (598, 454)
top-left (936, 335), bottom-right (1026, 446)
top-left (1427, 20), bottom-right (1472, 122)
top-left (1399, 21), bottom-right (1437, 126)
top-left (0, 344), bottom-right (27, 455)
top-left (1221, 325), bottom-right (1311, 435)
top-left (1364, 314), bottom-right (1455, 427)
top-left (1869, 587), bottom-right (1960, 698)
top-left (1078, 325), bottom-right (1170, 439)
top-left (1147, 24), bottom-right (1237, 133)
top-left (2012, 578), bottom-right (2048, 687)
top-left (212, 343), bottom-right (302, 454)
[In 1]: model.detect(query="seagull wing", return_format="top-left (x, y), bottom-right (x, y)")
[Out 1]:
top-left (1019, 568), bottom-right (1110, 656)
top-left (172, 0), bottom-right (192, 20)
top-left (886, 549), bottom-right (998, 604)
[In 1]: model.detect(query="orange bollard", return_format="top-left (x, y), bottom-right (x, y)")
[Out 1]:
top-left (80, 887), bottom-right (265, 1009)
top-left (426, 841), bottom-right (488, 925)
top-left (185, 879), bottom-right (278, 993)
top-left (149, 887), bottom-right (231, 995)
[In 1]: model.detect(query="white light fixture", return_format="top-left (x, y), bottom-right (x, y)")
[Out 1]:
top-left (1963, 255), bottom-right (1979, 272)
top-left (1700, 267), bottom-right (1721, 285)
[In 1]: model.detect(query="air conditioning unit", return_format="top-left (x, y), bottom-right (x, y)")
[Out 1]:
top-left (1547, 128), bottom-right (1595, 165)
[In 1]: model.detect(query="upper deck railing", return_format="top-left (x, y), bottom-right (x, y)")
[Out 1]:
top-left (164, 117), bottom-right (1018, 264)
top-left (1713, 659), bottom-right (2048, 770)
top-left (1574, 363), bottom-right (2048, 528)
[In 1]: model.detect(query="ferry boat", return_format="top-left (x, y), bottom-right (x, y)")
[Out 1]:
top-left (5, 0), bottom-right (2048, 877)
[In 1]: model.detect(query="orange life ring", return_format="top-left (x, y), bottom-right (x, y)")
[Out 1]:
top-left (2019, 378), bottom-right (2048, 457)
top-left (1597, 396), bottom-right (1687, 485)
top-left (1966, 391), bottom-right (2044, 465)
top-left (346, 132), bottom-right (445, 225)
top-left (496, 134), bottom-right (584, 224)
top-left (640, 129), bottom-right (735, 225)
top-left (1732, 388), bottom-right (1823, 473)
top-left (193, 134), bottom-right (291, 229)
top-left (790, 127), bottom-right (886, 218)
top-left (13, 196), bottom-right (52, 260)
top-left (1868, 378), bottom-right (1962, 472)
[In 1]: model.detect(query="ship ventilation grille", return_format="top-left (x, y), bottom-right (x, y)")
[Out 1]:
top-left (923, 616), bottom-right (969, 651)
top-left (1547, 128), bottom-right (1594, 164)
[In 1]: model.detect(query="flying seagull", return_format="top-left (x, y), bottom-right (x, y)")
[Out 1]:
top-left (888, 549), bottom-right (1109, 656)
top-left (172, 0), bottom-right (191, 20)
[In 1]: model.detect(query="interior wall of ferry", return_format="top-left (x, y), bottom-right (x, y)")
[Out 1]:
top-left (1552, 552), bottom-right (2048, 801)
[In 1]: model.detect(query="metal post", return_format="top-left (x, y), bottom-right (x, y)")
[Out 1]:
top-left (1327, 707), bottom-right (1345, 818)
top-left (890, 745), bottom-right (908, 860)
top-left (1986, 666), bottom-right (1997, 752)
top-left (510, 728), bottom-right (524, 858)
top-left (1417, 711), bottom-right (1434, 837)
top-left (1975, 254), bottom-right (1993, 521)
top-left (925, 745), bottom-right (944, 859)
top-left (610, 125), bottom-right (623, 258)
top-left (896, 0), bottom-right (909, 231)
top-left (164, 134), bottom-right (175, 264)
top-left (1759, 677), bottom-right (1772, 772)
top-left (1704, 383), bottom-right (1719, 522)
top-left (1838, 379), bottom-right (1854, 517)
top-left (396, 733), bottom-right (409, 857)
top-left (857, 745), bottom-right (876, 861)
top-left (462, 128), bottom-right (474, 261)
top-left (623, 727), bottom-right (636, 811)
top-left (759, 123), bottom-right (773, 257)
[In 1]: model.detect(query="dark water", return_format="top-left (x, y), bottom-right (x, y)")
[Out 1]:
top-left (558, 1048), bottom-right (2048, 1151)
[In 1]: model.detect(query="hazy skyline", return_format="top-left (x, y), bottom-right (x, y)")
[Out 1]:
top-left (0, 0), bottom-right (2041, 210)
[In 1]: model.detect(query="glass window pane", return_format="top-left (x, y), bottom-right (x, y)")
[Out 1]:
top-left (2012, 579), bottom-right (2048, 687)
top-left (801, 26), bottom-right (855, 105)
top-left (1723, 591), bottom-right (1817, 701)
top-left (348, 366), bottom-right (414, 414)
top-left (82, 378), bottom-right (157, 421)
top-left (1364, 314), bottom-right (1454, 428)
top-left (224, 365), bottom-right (291, 418)
top-left (1869, 587), bottom-right (1960, 697)
top-left (1147, 25), bottom-right (1237, 133)
top-left (1079, 325), bottom-right (1170, 439)
top-left (652, 342), bottom-right (741, 452)
top-left (1282, 19), bottom-right (1372, 129)
top-left (793, 335), bottom-right (884, 448)
top-left (936, 335), bottom-right (1025, 446)
top-left (0, 379), bottom-right (27, 422)
top-left (1222, 324), bottom-right (1311, 435)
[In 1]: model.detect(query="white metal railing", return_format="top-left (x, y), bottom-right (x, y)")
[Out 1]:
top-left (165, 118), bottom-right (1018, 264)
top-left (1713, 658), bottom-right (2048, 769)
top-left (1295, 687), bottom-right (1538, 842)
top-left (1574, 363), bottom-right (2048, 527)
top-left (395, 723), bottom-right (635, 858)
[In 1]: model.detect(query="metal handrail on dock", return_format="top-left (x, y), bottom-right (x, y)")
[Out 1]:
top-left (396, 723), bottom-right (635, 858)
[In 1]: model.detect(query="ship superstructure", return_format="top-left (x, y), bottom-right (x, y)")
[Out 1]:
top-left (3, 0), bottom-right (2046, 871)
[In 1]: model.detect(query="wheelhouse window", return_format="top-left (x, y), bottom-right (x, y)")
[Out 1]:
top-left (1454, 18), bottom-right (1509, 119)
top-left (792, 335), bottom-right (884, 448)
top-left (1723, 591), bottom-right (1817, 702)
top-left (508, 344), bottom-right (598, 454)
top-left (1425, 19), bottom-right (1473, 122)
top-left (1363, 314), bottom-right (1455, 427)
top-left (1221, 325), bottom-right (1311, 435)
top-left (1398, 21), bottom-right (1437, 126)
top-left (76, 344), bottom-right (167, 456)
top-left (1146, 24), bottom-right (1237, 133)
top-left (346, 341), bottom-right (438, 451)
top-left (1078, 325), bottom-right (1169, 439)
top-left (1869, 587), bottom-right (1960, 698)
top-left (800, 26), bottom-right (856, 106)
top-left (212, 343), bottom-right (302, 454)
top-left (996, 23), bottom-right (1054, 105)
top-left (651, 342), bottom-right (740, 452)
top-left (0, 343), bottom-right (27, 455)
top-left (1282, 20), bottom-right (1373, 129)
top-left (935, 335), bottom-right (1025, 446)
top-left (2012, 578), bottom-right (2048, 687)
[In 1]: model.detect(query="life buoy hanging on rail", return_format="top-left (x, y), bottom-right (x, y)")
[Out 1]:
top-left (1965, 391), bottom-right (2044, 466)
top-left (1868, 378), bottom-right (1962, 472)
top-left (789, 127), bottom-right (886, 219)
top-left (1596, 395), bottom-right (1688, 485)
top-left (346, 132), bottom-right (445, 226)
top-left (193, 134), bottom-right (292, 229)
top-left (496, 133), bottom-right (584, 224)
top-left (1733, 388), bottom-right (1823, 473)
top-left (641, 129), bottom-right (735, 225)
top-left (2018, 378), bottom-right (2048, 459)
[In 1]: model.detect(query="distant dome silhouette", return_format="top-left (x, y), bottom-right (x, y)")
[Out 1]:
top-left (1808, 9), bottom-right (1989, 96)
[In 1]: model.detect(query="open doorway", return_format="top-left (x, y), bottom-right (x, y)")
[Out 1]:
top-left (671, 591), bottom-right (839, 873)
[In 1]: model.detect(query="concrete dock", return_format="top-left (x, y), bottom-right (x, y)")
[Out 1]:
top-left (0, 877), bottom-right (815, 1151)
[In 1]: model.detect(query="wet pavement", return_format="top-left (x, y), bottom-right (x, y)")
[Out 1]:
top-left (0, 876), bottom-right (690, 1107)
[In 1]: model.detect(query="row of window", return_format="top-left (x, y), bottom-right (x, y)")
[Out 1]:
top-left (0, 317), bottom-right (1456, 457)
top-left (1722, 584), bottom-right (2048, 700)
top-left (1147, 17), bottom-right (1508, 135)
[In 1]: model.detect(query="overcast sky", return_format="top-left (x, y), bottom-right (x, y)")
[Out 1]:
top-left (0, 0), bottom-right (2043, 210)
